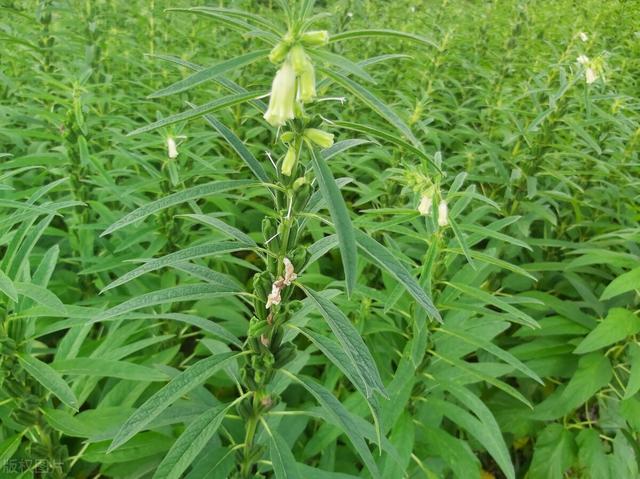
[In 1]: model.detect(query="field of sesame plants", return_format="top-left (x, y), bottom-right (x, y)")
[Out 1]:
top-left (1, 0), bottom-right (640, 477)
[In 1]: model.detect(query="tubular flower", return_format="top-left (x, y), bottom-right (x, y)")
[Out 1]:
top-left (298, 62), bottom-right (317, 103)
top-left (304, 128), bottom-right (334, 149)
top-left (578, 31), bottom-right (588, 42)
top-left (264, 61), bottom-right (297, 127)
top-left (167, 137), bottom-right (178, 159)
top-left (289, 45), bottom-right (310, 74)
top-left (577, 54), bottom-right (589, 65)
top-left (437, 200), bottom-right (449, 226)
top-left (418, 194), bottom-right (433, 216)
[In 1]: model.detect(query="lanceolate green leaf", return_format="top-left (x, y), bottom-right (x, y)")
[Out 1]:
top-left (127, 91), bottom-right (267, 136)
top-left (15, 282), bottom-right (65, 314)
top-left (101, 180), bottom-right (255, 236)
top-left (148, 49), bottom-right (269, 98)
top-left (268, 429), bottom-right (302, 479)
top-left (300, 286), bottom-right (387, 400)
top-left (310, 148), bottom-right (357, 296)
top-left (329, 29), bottom-right (438, 49)
top-left (331, 120), bottom-right (440, 171)
top-left (18, 353), bottom-right (78, 410)
top-left (200, 113), bottom-right (270, 183)
top-left (0, 268), bottom-right (17, 302)
top-left (295, 325), bottom-right (383, 447)
top-left (51, 358), bottom-right (169, 381)
top-left (282, 371), bottom-right (381, 479)
top-left (321, 68), bottom-right (420, 147)
top-left (153, 402), bottom-right (237, 479)
top-left (109, 352), bottom-right (238, 452)
top-left (95, 284), bottom-right (241, 322)
top-left (354, 230), bottom-right (441, 321)
top-left (0, 433), bottom-right (22, 469)
top-left (600, 266), bottom-right (640, 300)
top-left (101, 241), bottom-right (251, 292)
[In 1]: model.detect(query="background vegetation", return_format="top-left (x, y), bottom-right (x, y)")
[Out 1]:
top-left (1, 0), bottom-right (639, 477)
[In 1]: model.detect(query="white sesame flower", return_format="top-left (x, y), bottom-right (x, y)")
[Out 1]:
top-left (418, 194), bottom-right (433, 216)
top-left (264, 61), bottom-right (297, 127)
top-left (266, 278), bottom-right (284, 309)
top-left (585, 67), bottom-right (598, 84)
top-left (577, 54), bottom-right (589, 65)
top-left (437, 200), bottom-right (448, 226)
top-left (578, 32), bottom-right (588, 42)
top-left (283, 257), bottom-right (297, 285)
top-left (167, 137), bottom-right (178, 159)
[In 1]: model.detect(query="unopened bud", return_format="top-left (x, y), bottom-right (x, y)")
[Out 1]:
top-left (281, 145), bottom-right (297, 176)
top-left (304, 128), bottom-right (333, 149)
top-left (301, 30), bottom-right (329, 47)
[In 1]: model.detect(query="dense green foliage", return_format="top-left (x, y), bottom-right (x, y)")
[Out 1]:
top-left (1, 0), bottom-right (639, 477)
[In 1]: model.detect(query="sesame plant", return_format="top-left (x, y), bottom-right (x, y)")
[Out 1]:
top-left (1, 0), bottom-right (639, 478)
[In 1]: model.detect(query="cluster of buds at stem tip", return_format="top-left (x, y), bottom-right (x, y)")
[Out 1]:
top-left (263, 30), bottom-right (329, 127)
top-left (265, 258), bottom-right (298, 309)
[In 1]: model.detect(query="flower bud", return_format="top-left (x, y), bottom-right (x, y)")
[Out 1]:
top-left (167, 137), bottom-right (178, 159)
top-left (264, 61), bottom-right (297, 127)
top-left (281, 145), bottom-right (297, 176)
top-left (304, 128), bottom-right (333, 149)
top-left (578, 31), bottom-right (588, 42)
top-left (301, 30), bottom-right (329, 47)
top-left (280, 131), bottom-right (294, 143)
top-left (437, 200), bottom-right (449, 226)
top-left (269, 41), bottom-right (290, 64)
top-left (418, 194), bottom-right (433, 216)
top-left (297, 63), bottom-right (317, 103)
top-left (289, 45), bottom-right (309, 74)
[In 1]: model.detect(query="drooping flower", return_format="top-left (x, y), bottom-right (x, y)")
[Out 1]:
top-left (304, 128), bottom-right (334, 149)
top-left (264, 61), bottom-right (297, 127)
top-left (437, 200), bottom-right (449, 226)
top-left (266, 278), bottom-right (284, 309)
top-left (283, 257), bottom-right (297, 285)
top-left (577, 54), bottom-right (589, 65)
top-left (298, 62), bottom-right (317, 103)
top-left (167, 137), bottom-right (178, 159)
top-left (418, 194), bottom-right (433, 216)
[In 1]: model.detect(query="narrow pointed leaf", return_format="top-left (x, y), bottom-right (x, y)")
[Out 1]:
top-left (310, 148), bottom-right (357, 296)
top-left (18, 353), bottom-right (78, 410)
top-left (300, 286), bottom-right (387, 399)
top-left (354, 230), bottom-right (441, 321)
top-left (109, 352), bottom-right (238, 451)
